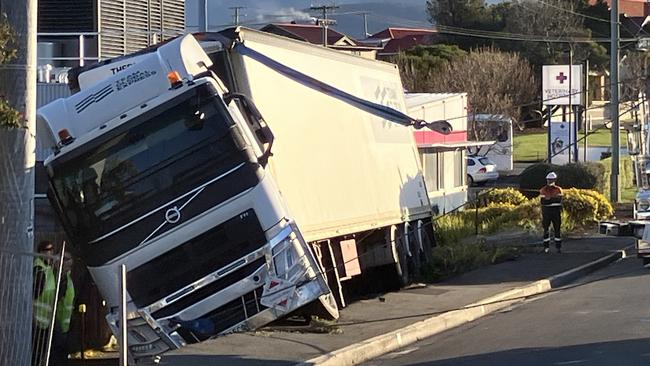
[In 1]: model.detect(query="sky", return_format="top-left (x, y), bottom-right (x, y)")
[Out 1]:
top-left (185, 0), bottom-right (432, 39)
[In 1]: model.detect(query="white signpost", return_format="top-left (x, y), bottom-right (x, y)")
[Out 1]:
top-left (543, 65), bottom-right (584, 163)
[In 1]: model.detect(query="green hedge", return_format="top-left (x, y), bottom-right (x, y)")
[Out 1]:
top-left (600, 157), bottom-right (634, 201)
top-left (519, 162), bottom-right (604, 198)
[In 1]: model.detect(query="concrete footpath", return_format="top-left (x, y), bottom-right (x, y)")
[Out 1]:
top-left (160, 236), bottom-right (634, 366)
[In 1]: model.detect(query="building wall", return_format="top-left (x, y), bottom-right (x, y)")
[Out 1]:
top-left (407, 93), bottom-right (469, 214)
top-left (99, 0), bottom-right (186, 58)
top-left (419, 147), bottom-right (467, 214)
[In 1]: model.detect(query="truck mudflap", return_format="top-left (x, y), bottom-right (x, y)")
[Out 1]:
top-left (599, 220), bottom-right (650, 258)
top-left (105, 222), bottom-right (334, 361)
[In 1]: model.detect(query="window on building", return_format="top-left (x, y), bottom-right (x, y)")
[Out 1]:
top-left (420, 149), bottom-right (439, 192)
top-left (454, 149), bottom-right (464, 187)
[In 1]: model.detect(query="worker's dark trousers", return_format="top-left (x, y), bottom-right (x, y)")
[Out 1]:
top-left (542, 206), bottom-right (562, 249)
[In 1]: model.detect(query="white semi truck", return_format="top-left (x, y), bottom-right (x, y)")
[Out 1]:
top-left (37, 28), bottom-right (437, 361)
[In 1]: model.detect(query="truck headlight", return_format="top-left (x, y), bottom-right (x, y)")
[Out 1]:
top-left (272, 234), bottom-right (310, 280)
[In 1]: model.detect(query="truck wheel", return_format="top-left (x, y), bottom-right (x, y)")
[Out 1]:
top-left (416, 220), bottom-right (434, 266)
top-left (391, 225), bottom-right (410, 287)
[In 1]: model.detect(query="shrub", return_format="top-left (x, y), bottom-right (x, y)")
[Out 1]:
top-left (480, 188), bottom-right (527, 206)
top-left (562, 188), bottom-right (600, 225)
top-left (578, 189), bottom-right (614, 219)
top-left (583, 162), bottom-right (607, 192)
top-left (519, 162), bottom-right (601, 198)
top-left (424, 242), bottom-right (520, 281)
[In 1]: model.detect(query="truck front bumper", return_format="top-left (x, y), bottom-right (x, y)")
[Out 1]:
top-left (106, 222), bottom-right (331, 361)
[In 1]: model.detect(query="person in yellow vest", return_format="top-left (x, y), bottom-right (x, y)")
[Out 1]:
top-left (33, 241), bottom-right (76, 366)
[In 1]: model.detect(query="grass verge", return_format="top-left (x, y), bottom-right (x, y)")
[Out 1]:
top-left (513, 129), bottom-right (627, 162)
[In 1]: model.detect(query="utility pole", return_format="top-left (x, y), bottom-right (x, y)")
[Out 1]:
top-left (611, 0), bottom-right (621, 202)
top-left (311, 4), bottom-right (339, 47)
top-left (229, 6), bottom-right (245, 26)
top-left (0, 0), bottom-right (37, 364)
top-left (198, 0), bottom-right (208, 32)
top-left (360, 12), bottom-right (371, 38)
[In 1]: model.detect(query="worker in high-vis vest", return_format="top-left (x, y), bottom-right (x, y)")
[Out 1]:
top-left (540, 172), bottom-right (563, 253)
top-left (33, 241), bottom-right (76, 365)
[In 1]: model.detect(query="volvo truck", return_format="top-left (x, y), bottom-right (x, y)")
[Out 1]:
top-left (37, 28), bottom-right (436, 362)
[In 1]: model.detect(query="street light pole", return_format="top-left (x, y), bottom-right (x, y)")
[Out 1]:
top-left (611, 0), bottom-right (621, 202)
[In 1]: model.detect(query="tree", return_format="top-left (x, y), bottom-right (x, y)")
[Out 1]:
top-left (620, 51), bottom-right (650, 102)
top-left (0, 19), bottom-right (21, 128)
top-left (426, 0), bottom-right (609, 70)
top-left (426, 0), bottom-right (504, 49)
top-left (426, 48), bottom-right (538, 137)
top-left (392, 44), bottom-right (466, 92)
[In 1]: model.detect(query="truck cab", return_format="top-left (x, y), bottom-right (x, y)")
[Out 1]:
top-left (38, 34), bottom-right (333, 361)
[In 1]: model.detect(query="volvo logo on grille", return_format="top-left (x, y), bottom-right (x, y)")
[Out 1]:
top-left (165, 207), bottom-right (181, 224)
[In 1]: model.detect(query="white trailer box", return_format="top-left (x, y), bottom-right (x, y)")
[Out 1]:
top-left (229, 28), bottom-right (431, 242)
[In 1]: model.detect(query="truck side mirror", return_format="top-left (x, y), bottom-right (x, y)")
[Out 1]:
top-left (223, 92), bottom-right (274, 166)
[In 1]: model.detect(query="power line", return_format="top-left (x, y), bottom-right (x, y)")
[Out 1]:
top-left (535, 0), bottom-right (614, 25)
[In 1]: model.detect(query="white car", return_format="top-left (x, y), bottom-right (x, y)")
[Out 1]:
top-left (467, 155), bottom-right (499, 186)
top-left (634, 189), bottom-right (650, 220)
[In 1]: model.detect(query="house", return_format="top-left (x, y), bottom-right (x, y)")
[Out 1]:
top-left (261, 23), bottom-right (380, 59)
top-left (363, 27), bottom-right (439, 60)
top-left (590, 0), bottom-right (650, 17)
top-left (406, 93), bottom-right (492, 215)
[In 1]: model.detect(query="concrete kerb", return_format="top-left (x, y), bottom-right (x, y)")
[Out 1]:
top-left (297, 246), bottom-right (633, 366)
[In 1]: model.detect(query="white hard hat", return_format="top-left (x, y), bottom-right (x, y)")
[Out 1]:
top-left (546, 172), bottom-right (557, 180)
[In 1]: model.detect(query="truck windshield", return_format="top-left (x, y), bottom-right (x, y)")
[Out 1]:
top-left (49, 84), bottom-right (245, 245)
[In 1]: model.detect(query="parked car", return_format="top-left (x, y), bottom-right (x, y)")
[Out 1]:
top-left (467, 155), bottom-right (499, 186)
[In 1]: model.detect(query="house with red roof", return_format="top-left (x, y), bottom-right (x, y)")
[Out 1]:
top-left (363, 27), bottom-right (439, 59)
top-left (261, 23), bottom-right (380, 59)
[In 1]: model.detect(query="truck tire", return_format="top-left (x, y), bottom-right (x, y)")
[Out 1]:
top-left (416, 219), bottom-right (434, 266)
top-left (393, 225), bottom-right (411, 287)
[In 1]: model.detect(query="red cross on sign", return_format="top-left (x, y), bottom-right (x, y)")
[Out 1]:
top-left (556, 72), bottom-right (568, 84)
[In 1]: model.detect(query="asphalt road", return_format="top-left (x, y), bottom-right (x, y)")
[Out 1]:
top-left (364, 254), bottom-right (650, 366)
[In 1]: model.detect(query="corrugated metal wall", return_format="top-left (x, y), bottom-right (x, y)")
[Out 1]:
top-left (99, 0), bottom-right (185, 58)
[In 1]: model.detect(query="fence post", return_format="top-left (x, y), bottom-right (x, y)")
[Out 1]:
top-left (44, 242), bottom-right (66, 366)
top-left (475, 191), bottom-right (479, 236)
top-left (119, 264), bottom-right (128, 366)
top-left (79, 304), bottom-right (87, 366)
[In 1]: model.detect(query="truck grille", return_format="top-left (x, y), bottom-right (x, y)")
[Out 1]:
top-left (151, 257), bottom-right (266, 319)
top-left (175, 287), bottom-right (267, 344)
top-left (127, 209), bottom-right (266, 307)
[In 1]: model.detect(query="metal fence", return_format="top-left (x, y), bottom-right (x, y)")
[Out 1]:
top-left (0, 245), bottom-right (65, 366)
top-left (0, 248), bottom-right (35, 366)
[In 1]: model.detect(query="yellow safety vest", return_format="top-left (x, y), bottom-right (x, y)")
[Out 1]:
top-left (34, 259), bottom-right (76, 333)
top-left (56, 271), bottom-right (75, 333)
top-left (33, 258), bottom-right (55, 329)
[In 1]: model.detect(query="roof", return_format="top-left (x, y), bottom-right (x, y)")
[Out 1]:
top-left (418, 141), bottom-right (494, 149)
top-left (261, 23), bottom-right (356, 47)
top-left (381, 35), bottom-right (438, 55)
top-left (369, 27), bottom-right (438, 40)
top-left (620, 15), bottom-right (650, 37)
top-left (405, 93), bottom-right (466, 108)
top-left (588, 0), bottom-right (650, 17)
top-left (471, 114), bottom-right (513, 122)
